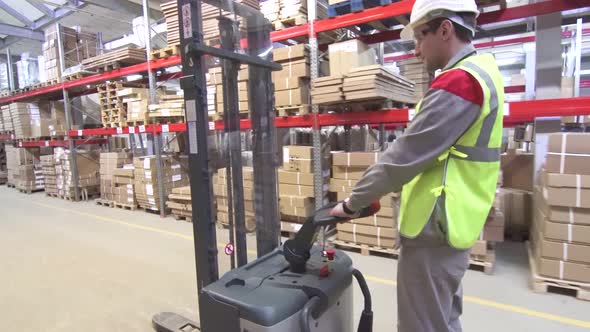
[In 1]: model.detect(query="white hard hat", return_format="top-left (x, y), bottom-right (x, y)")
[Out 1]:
top-left (400, 0), bottom-right (480, 40)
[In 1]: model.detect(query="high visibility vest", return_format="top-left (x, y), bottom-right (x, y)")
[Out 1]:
top-left (398, 53), bottom-right (504, 249)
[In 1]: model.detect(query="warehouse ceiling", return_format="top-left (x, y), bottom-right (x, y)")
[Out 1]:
top-left (0, 0), bottom-right (163, 57)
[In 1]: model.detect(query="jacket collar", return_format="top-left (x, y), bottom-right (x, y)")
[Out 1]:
top-left (443, 44), bottom-right (477, 71)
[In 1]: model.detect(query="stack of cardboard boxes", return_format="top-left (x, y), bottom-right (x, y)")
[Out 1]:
top-left (200, 0), bottom-right (259, 45)
top-left (272, 45), bottom-right (311, 114)
top-left (13, 147), bottom-right (43, 193)
top-left (1, 104), bottom-right (13, 133)
top-left (43, 26), bottom-right (97, 82)
top-left (213, 167), bottom-right (256, 232)
top-left (57, 150), bottom-right (100, 199)
top-left (113, 166), bottom-right (136, 207)
top-left (5, 145), bottom-right (18, 186)
top-left (9, 102), bottom-right (52, 139)
top-left (329, 152), bottom-right (398, 249)
top-left (279, 146), bottom-right (330, 233)
top-left (167, 186), bottom-right (193, 221)
top-left (211, 66), bottom-right (250, 119)
top-left (40, 154), bottom-right (58, 195)
top-left (532, 133), bottom-right (590, 284)
top-left (500, 148), bottom-right (534, 239)
top-left (99, 152), bottom-right (133, 202)
top-left (0, 143), bottom-right (6, 184)
top-left (133, 155), bottom-right (189, 212)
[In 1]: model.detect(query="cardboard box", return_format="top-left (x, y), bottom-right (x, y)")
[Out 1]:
top-left (279, 195), bottom-right (314, 208)
top-left (539, 210), bottom-right (590, 244)
top-left (332, 166), bottom-right (366, 180)
top-left (481, 211), bottom-right (505, 242)
top-left (280, 204), bottom-right (315, 218)
top-left (273, 44), bottom-right (307, 62)
top-left (537, 191), bottom-right (590, 225)
top-left (471, 240), bottom-right (488, 256)
top-left (542, 176), bottom-right (590, 208)
top-left (286, 157), bottom-right (330, 173)
top-left (113, 168), bottom-right (134, 177)
top-left (351, 214), bottom-right (395, 228)
top-left (501, 152), bottom-right (533, 191)
top-left (537, 257), bottom-right (590, 283)
top-left (328, 40), bottom-right (376, 77)
top-left (538, 238), bottom-right (590, 264)
top-left (279, 169), bottom-right (329, 186)
top-left (337, 223), bottom-right (396, 248)
top-left (274, 77), bottom-right (308, 91)
top-left (279, 184), bottom-right (319, 197)
top-left (275, 88), bottom-right (310, 107)
top-left (332, 152), bottom-right (380, 167)
top-left (548, 133), bottom-right (590, 155)
top-left (283, 145), bottom-right (314, 160)
top-left (545, 154), bottom-right (590, 175)
top-left (272, 60), bottom-right (309, 80)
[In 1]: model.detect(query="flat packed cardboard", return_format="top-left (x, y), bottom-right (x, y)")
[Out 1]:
top-left (328, 40), bottom-right (376, 77)
top-left (332, 152), bottom-right (380, 167)
top-left (537, 257), bottom-right (590, 283)
top-left (501, 152), bottom-right (533, 191)
top-left (471, 240), bottom-right (487, 256)
top-left (547, 133), bottom-right (590, 154)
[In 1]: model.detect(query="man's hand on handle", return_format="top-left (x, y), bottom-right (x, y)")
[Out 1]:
top-left (330, 198), bottom-right (358, 218)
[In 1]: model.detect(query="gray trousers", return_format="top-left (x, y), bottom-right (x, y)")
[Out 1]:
top-left (397, 217), bottom-right (470, 332)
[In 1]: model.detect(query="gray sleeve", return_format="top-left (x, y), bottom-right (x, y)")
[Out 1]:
top-left (347, 88), bottom-right (482, 211)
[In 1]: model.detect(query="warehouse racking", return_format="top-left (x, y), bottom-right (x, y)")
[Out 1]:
top-left (0, 0), bottom-right (590, 218)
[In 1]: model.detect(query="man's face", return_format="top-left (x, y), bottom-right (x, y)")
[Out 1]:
top-left (413, 22), bottom-right (445, 73)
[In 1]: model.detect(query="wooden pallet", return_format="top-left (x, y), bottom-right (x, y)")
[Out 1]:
top-left (18, 188), bottom-right (44, 194)
top-left (7, 183), bottom-right (15, 188)
top-left (43, 79), bottom-right (60, 86)
top-left (114, 202), bottom-right (138, 211)
top-left (527, 242), bottom-right (590, 301)
top-left (150, 45), bottom-right (180, 60)
top-left (82, 47), bottom-right (146, 72)
top-left (46, 192), bottom-right (60, 198)
top-left (63, 72), bottom-right (89, 81)
top-left (332, 239), bottom-right (399, 258)
top-left (277, 105), bottom-right (311, 117)
top-left (96, 198), bottom-right (114, 207)
top-left (469, 250), bottom-right (495, 275)
top-left (213, 112), bottom-right (250, 121)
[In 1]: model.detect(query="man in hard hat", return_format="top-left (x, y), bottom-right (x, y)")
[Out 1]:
top-left (331, 0), bottom-right (504, 331)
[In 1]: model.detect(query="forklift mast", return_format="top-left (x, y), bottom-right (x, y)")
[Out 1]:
top-left (176, 0), bottom-right (282, 301)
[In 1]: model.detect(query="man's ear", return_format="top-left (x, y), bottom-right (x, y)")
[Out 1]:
top-left (439, 19), bottom-right (453, 41)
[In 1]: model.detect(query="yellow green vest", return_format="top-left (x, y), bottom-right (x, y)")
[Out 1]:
top-left (398, 53), bottom-right (504, 249)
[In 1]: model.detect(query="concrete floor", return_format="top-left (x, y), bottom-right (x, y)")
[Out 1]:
top-left (0, 186), bottom-right (588, 332)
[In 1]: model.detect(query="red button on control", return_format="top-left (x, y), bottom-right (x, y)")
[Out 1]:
top-left (325, 249), bottom-right (336, 261)
top-left (319, 265), bottom-right (330, 278)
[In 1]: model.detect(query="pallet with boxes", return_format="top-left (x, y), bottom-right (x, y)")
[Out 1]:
top-left (530, 133), bottom-right (590, 301)
top-left (41, 154), bottom-right (58, 196)
top-left (97, 82), bottom-right (149, 128)
top-left (10, 147), bottom-right (44, 194)
top-left (8, 102), bottom-right (66, 140)
top-left (279, 145), bottom-right (331, 235)
top-left (397, 57), bottom-right (432, 103)
top-left (80, 47), bottom-right (146, 73)
top-left (272, 45), bottom-right (311, 116)
top-left (210, 66), bottom-right (251, 120)
top-left (167, 186), bottom-right (193, 222)
top-left (43, 25), bottom-right (98, 83)
top-left (1, 105), bottom-right (13, 133)
top-left (5, 145), bottom-right (18, 187)
top-left (213, 167), bottom-right (256, 232)
top-left (148, 94), bottom-right (185, 124)
top-left (133, 155), bottom-right (189, 212)
top-left (55, 149), bottom-right (101, 200)
top-left (99, 151), bottom-right (132, 204)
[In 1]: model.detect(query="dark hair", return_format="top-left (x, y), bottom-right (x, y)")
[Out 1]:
top-left (423, 12), bottom-right (476, 43)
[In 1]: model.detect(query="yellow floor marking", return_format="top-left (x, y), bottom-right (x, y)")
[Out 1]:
top-left (24, 198), bottom-right (590, 329)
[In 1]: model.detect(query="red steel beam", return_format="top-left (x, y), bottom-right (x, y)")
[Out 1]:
top-left (17, 138), bottom-right (107, 148)
top-left (364, 0), bottom-right (590, 44)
